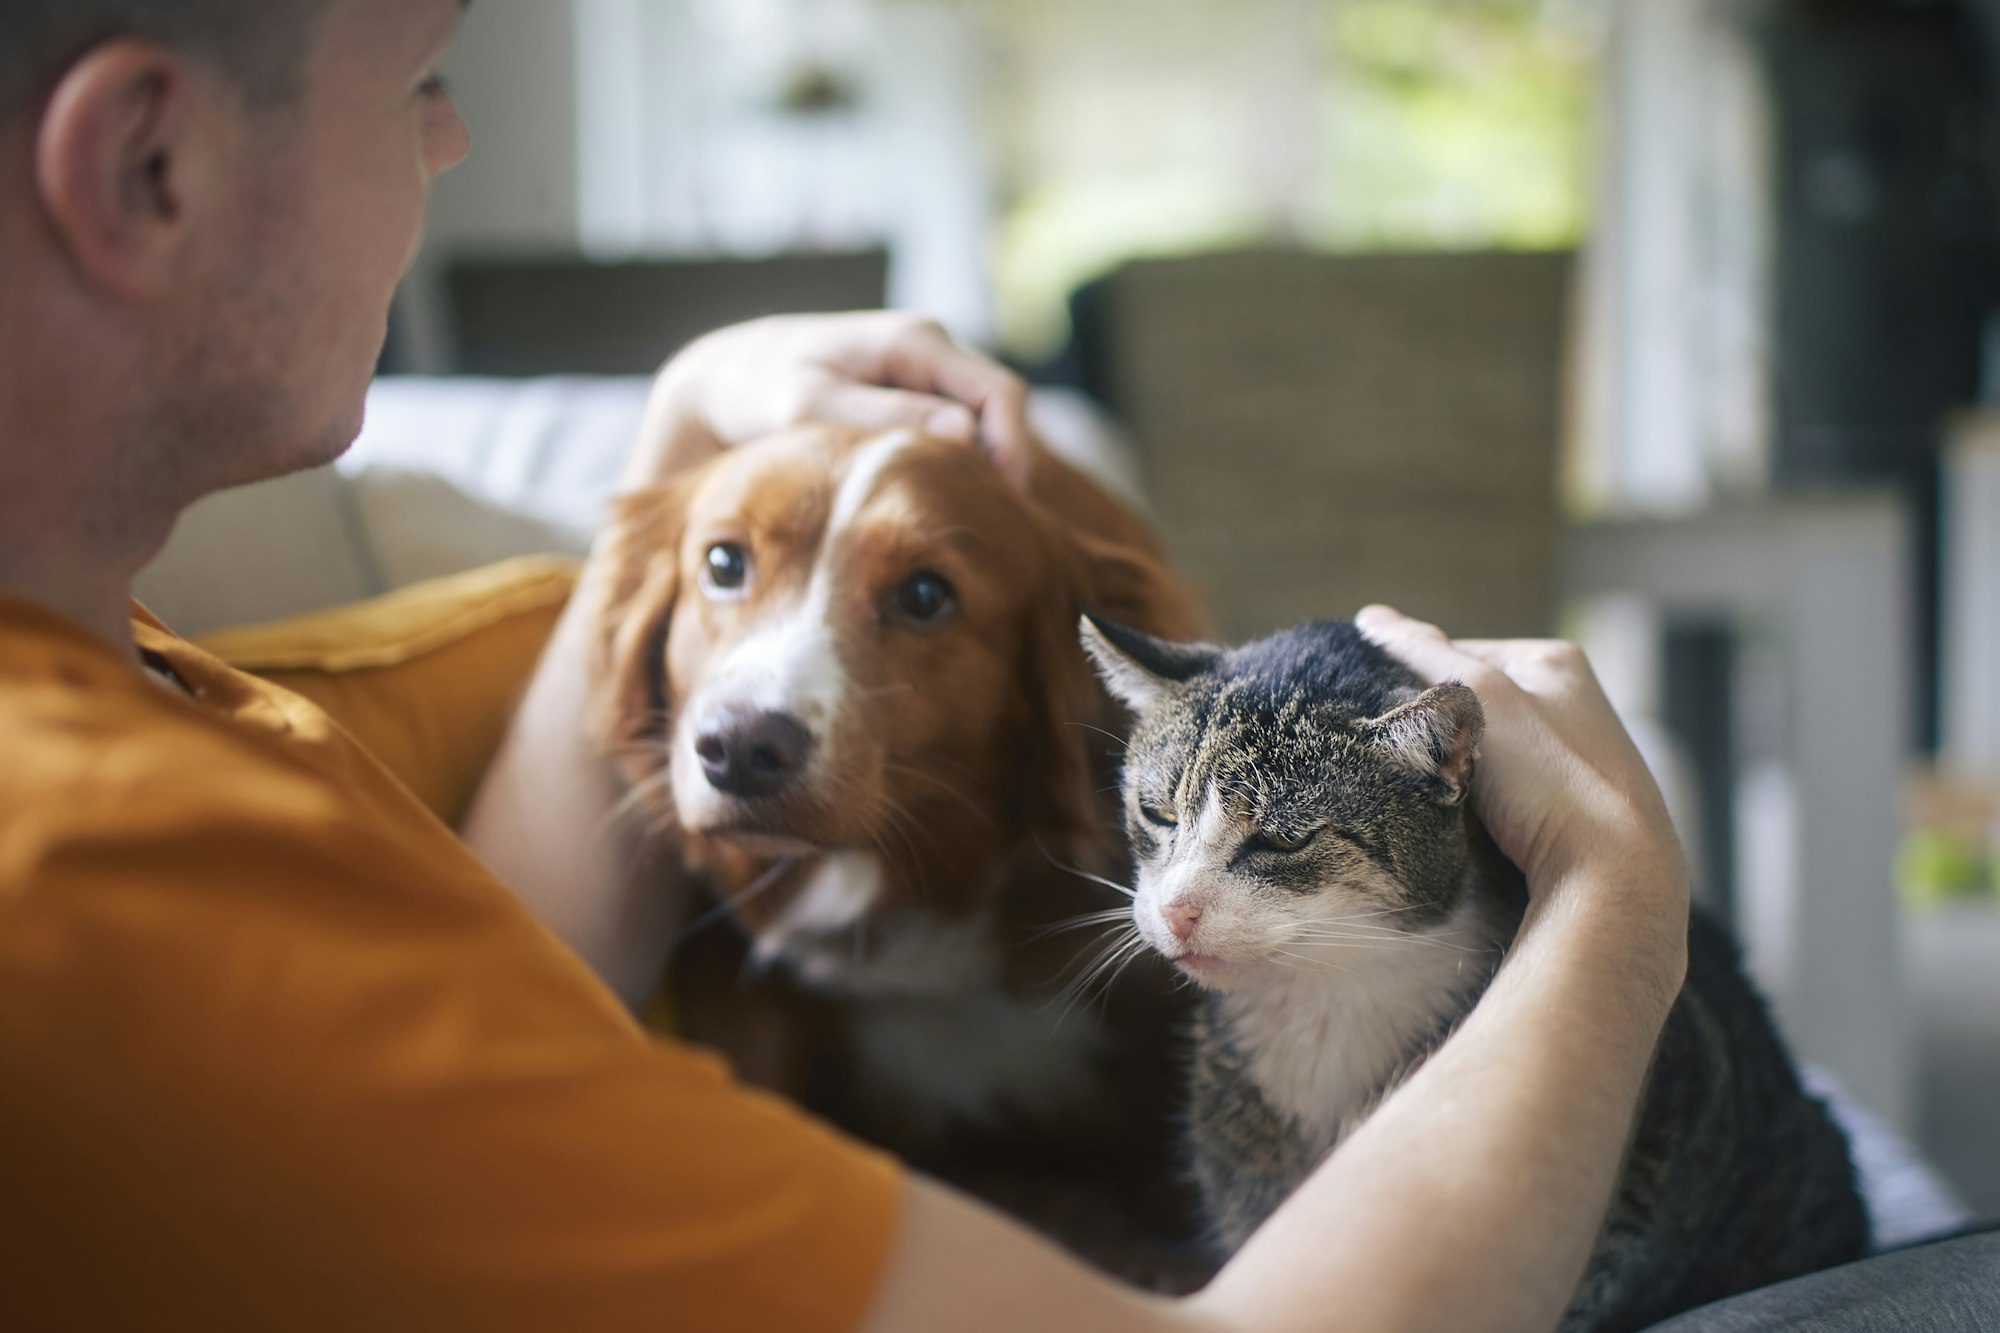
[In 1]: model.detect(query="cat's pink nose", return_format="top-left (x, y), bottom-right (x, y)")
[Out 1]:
top-left (1165, 899), bottom-right (1203, 943)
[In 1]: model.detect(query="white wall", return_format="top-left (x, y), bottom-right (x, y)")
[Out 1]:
top-left (399, 0), bottom-right (584, 369)
top-left (428, 0), bottom-right (581, 249)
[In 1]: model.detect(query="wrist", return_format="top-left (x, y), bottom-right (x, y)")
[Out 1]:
top-left (1522, 852), bottom-right (1690, 1013)
top-left (624, 349), bottom-right (721, 488)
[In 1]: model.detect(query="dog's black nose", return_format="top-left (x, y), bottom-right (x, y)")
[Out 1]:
top-left (695, 710), bottom-right (814, 798)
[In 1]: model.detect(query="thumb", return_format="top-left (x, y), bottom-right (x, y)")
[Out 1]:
top-left (810, 382), bottom-right (977, 443)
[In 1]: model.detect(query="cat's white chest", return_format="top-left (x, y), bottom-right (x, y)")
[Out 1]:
top-left (1221, 899), bottom-right (1497, 1151)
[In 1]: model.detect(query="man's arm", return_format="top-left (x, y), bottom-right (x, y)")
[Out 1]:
top-left (458, 559), bottom-right (672, 1004)
top-left (460, 312), bottom-right (1032, 1001)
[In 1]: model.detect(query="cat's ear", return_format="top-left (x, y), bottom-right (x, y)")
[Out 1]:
top-left (1363, 684), bottom-right (1484, 805)
top-left (1078, 613), bottom-right (1221, 712)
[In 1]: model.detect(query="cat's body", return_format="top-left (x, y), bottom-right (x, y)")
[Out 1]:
top-left (1082, 616), bottom-right (1870, 1332)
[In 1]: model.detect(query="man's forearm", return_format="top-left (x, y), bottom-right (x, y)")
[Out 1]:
top-left (460, 561), bottom-right (686, 1006)
top-left (460, 368), bottom-right (725, 1003)
top-left (1194, 867), bottom-right (1685, 1333)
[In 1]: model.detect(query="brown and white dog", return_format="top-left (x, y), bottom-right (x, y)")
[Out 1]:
top-left (590, 423), bottom-right (1207, 1268)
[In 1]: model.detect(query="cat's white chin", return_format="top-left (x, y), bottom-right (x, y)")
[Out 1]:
top-left (1170, 951), bottom-right (1253, 989)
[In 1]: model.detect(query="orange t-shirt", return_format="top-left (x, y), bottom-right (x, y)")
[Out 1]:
top-left (0, 598), bottom-right (901, 1332)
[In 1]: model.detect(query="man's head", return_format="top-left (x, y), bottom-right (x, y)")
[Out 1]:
top-left (2, 4), bottom-right (323, 116)
top-left (0, 0), bottom-right (468, 570)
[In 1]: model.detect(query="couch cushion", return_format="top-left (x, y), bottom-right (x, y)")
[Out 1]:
top-left (134, 465), bottom-right (378, 639)
top-left (197, 555), bottom-right (579, 826)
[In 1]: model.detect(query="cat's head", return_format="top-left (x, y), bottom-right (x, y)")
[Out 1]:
top-left (1081, 615), bottom-right (1484, 990)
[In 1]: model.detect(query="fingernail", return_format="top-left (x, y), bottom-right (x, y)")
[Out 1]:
top-left (926, 405), bottom-right (975, 440)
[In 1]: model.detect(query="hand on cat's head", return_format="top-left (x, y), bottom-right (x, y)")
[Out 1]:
top-left (1353, 605), bottom-right (1688, 919)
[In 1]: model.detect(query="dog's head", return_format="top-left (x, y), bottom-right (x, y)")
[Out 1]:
top-left (592, 424), bottom-right (1195, 986)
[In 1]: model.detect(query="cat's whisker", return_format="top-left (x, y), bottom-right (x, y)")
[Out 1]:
top-left (1030, 907), bottom-right (1137, 941)
top-left (1270, 947), bottom-right (1356, 978)
top-left (1310, 906), bottom-right (1425, 925)
top-left (1279, 916), bottom-right (1507, 956)
top-left (1062, 720), bottom-right (1130, 751)
top-left (1050, 928), bottom-right (1151, 1024)
top-left (1032, 836), bottom-right (1138, 900)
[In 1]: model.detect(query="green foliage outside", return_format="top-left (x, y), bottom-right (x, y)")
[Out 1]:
top-left (990, 0), bottom-right (1594, 357)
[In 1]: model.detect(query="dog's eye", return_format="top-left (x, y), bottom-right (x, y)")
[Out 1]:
top-left (890, 570), bottom-right (958, 624)
top-left (703, 543), bottom-right (749, 596)
top-left (1139, 803), bottom-right (1178, 829)
top-left (1250, 825), bottom-right (1317, 855)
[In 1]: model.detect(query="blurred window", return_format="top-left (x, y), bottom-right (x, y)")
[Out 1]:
top-left (574, 0), bottom-right (1597, 357)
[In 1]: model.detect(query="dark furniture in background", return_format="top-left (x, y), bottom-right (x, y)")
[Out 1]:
top-left (1756, 1), bottom-right (2000, 748)
top-left (440, 249), bottom-right (891, 376)
top-left (1071, 248), bottom-right (1573, 643)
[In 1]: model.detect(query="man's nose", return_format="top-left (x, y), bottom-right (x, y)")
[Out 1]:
top-left (1165, 897), bottom-right (1204, 944)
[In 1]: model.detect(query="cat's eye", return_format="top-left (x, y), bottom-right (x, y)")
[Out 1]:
top-left (1139, 803), bottom-right (1178, 829)
top-left (702, 542), bottom-right (750, 598)
top-left (1251, 825), bottom-right (1319, 855)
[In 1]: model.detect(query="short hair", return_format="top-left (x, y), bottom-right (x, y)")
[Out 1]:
top-left (1, 1), bottom-right (325, 118)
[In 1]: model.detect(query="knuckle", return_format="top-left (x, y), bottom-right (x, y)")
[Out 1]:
top-left (893, 311), bottom-right (948, 341)
top-left (772, 376), bottom-right (820, 424)
top-left (1463, 663), bottom-right (1514, 699)
top-left (1533, 640), bottom-right (1588, 671)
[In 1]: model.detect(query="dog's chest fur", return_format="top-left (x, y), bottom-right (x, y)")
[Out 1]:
top-left (851, 985), bottom-right (1108, 1136)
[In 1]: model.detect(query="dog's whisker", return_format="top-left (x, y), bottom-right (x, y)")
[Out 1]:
top-left (599, 761), bottom-right (676, 837)
top-left (675, 856), bottom-right (799, 944)
top-left (879, 761), bottom-right (999, 831)
top-left (850, 683), bottom-right (917, 703)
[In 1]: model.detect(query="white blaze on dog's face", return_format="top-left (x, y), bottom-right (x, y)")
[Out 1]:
top-left (668, 428), bottom-right (920, 842)
top-left (598, 424), bottom-right (1126, 953)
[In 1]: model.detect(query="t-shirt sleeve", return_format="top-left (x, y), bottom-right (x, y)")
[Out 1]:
top-left (0, 786), bottom-right (903, 1333)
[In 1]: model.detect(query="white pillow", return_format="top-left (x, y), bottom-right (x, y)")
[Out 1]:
top-left (135, 465), bottom-right (376, 638)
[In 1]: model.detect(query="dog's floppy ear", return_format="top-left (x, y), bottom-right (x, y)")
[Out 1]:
top-left (1020, 518), bottom-right (1208, 853)
top-left (589, 481), bottom-right (694, 782)
top-left (1069, 527), bottom-right (1207, 647)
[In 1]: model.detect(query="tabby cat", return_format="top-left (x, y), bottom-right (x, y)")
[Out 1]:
top-left (1081, 615), bottom-right (1869, 1332)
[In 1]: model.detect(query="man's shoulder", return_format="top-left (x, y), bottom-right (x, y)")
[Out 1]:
top-left (0, 658), bottom-right (355, 863)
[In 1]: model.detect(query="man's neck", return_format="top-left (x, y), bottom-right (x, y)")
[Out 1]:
top-left (0, 558), bottom-right (143, 659)
top-left (0, 412), bottom-right (173, 661)
top-left (0, 298), bottom-right (182, 660)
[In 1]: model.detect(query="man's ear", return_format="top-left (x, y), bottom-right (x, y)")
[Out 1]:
top-left (589, 481), bottom-right (694, 781)
top-left (1077, 613), bottom-right (1221, 713)
top-left (36, 42), bottom-right (215, 300)
top-left (1362, 684), bottom-right (1484, 805)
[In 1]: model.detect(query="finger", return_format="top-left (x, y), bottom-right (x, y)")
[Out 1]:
top-left (808, 382), bottom-right (978, 444)
top-left (1453, 638), bottom-right (1604, 706)
top-left (1354, 605), bottom-right (1491, 688)
top-left (878, 335), bottom-right (1034, 487)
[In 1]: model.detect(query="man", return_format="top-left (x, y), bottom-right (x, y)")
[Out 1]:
top-left (0, 2), bottom-right (1888, 1329)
